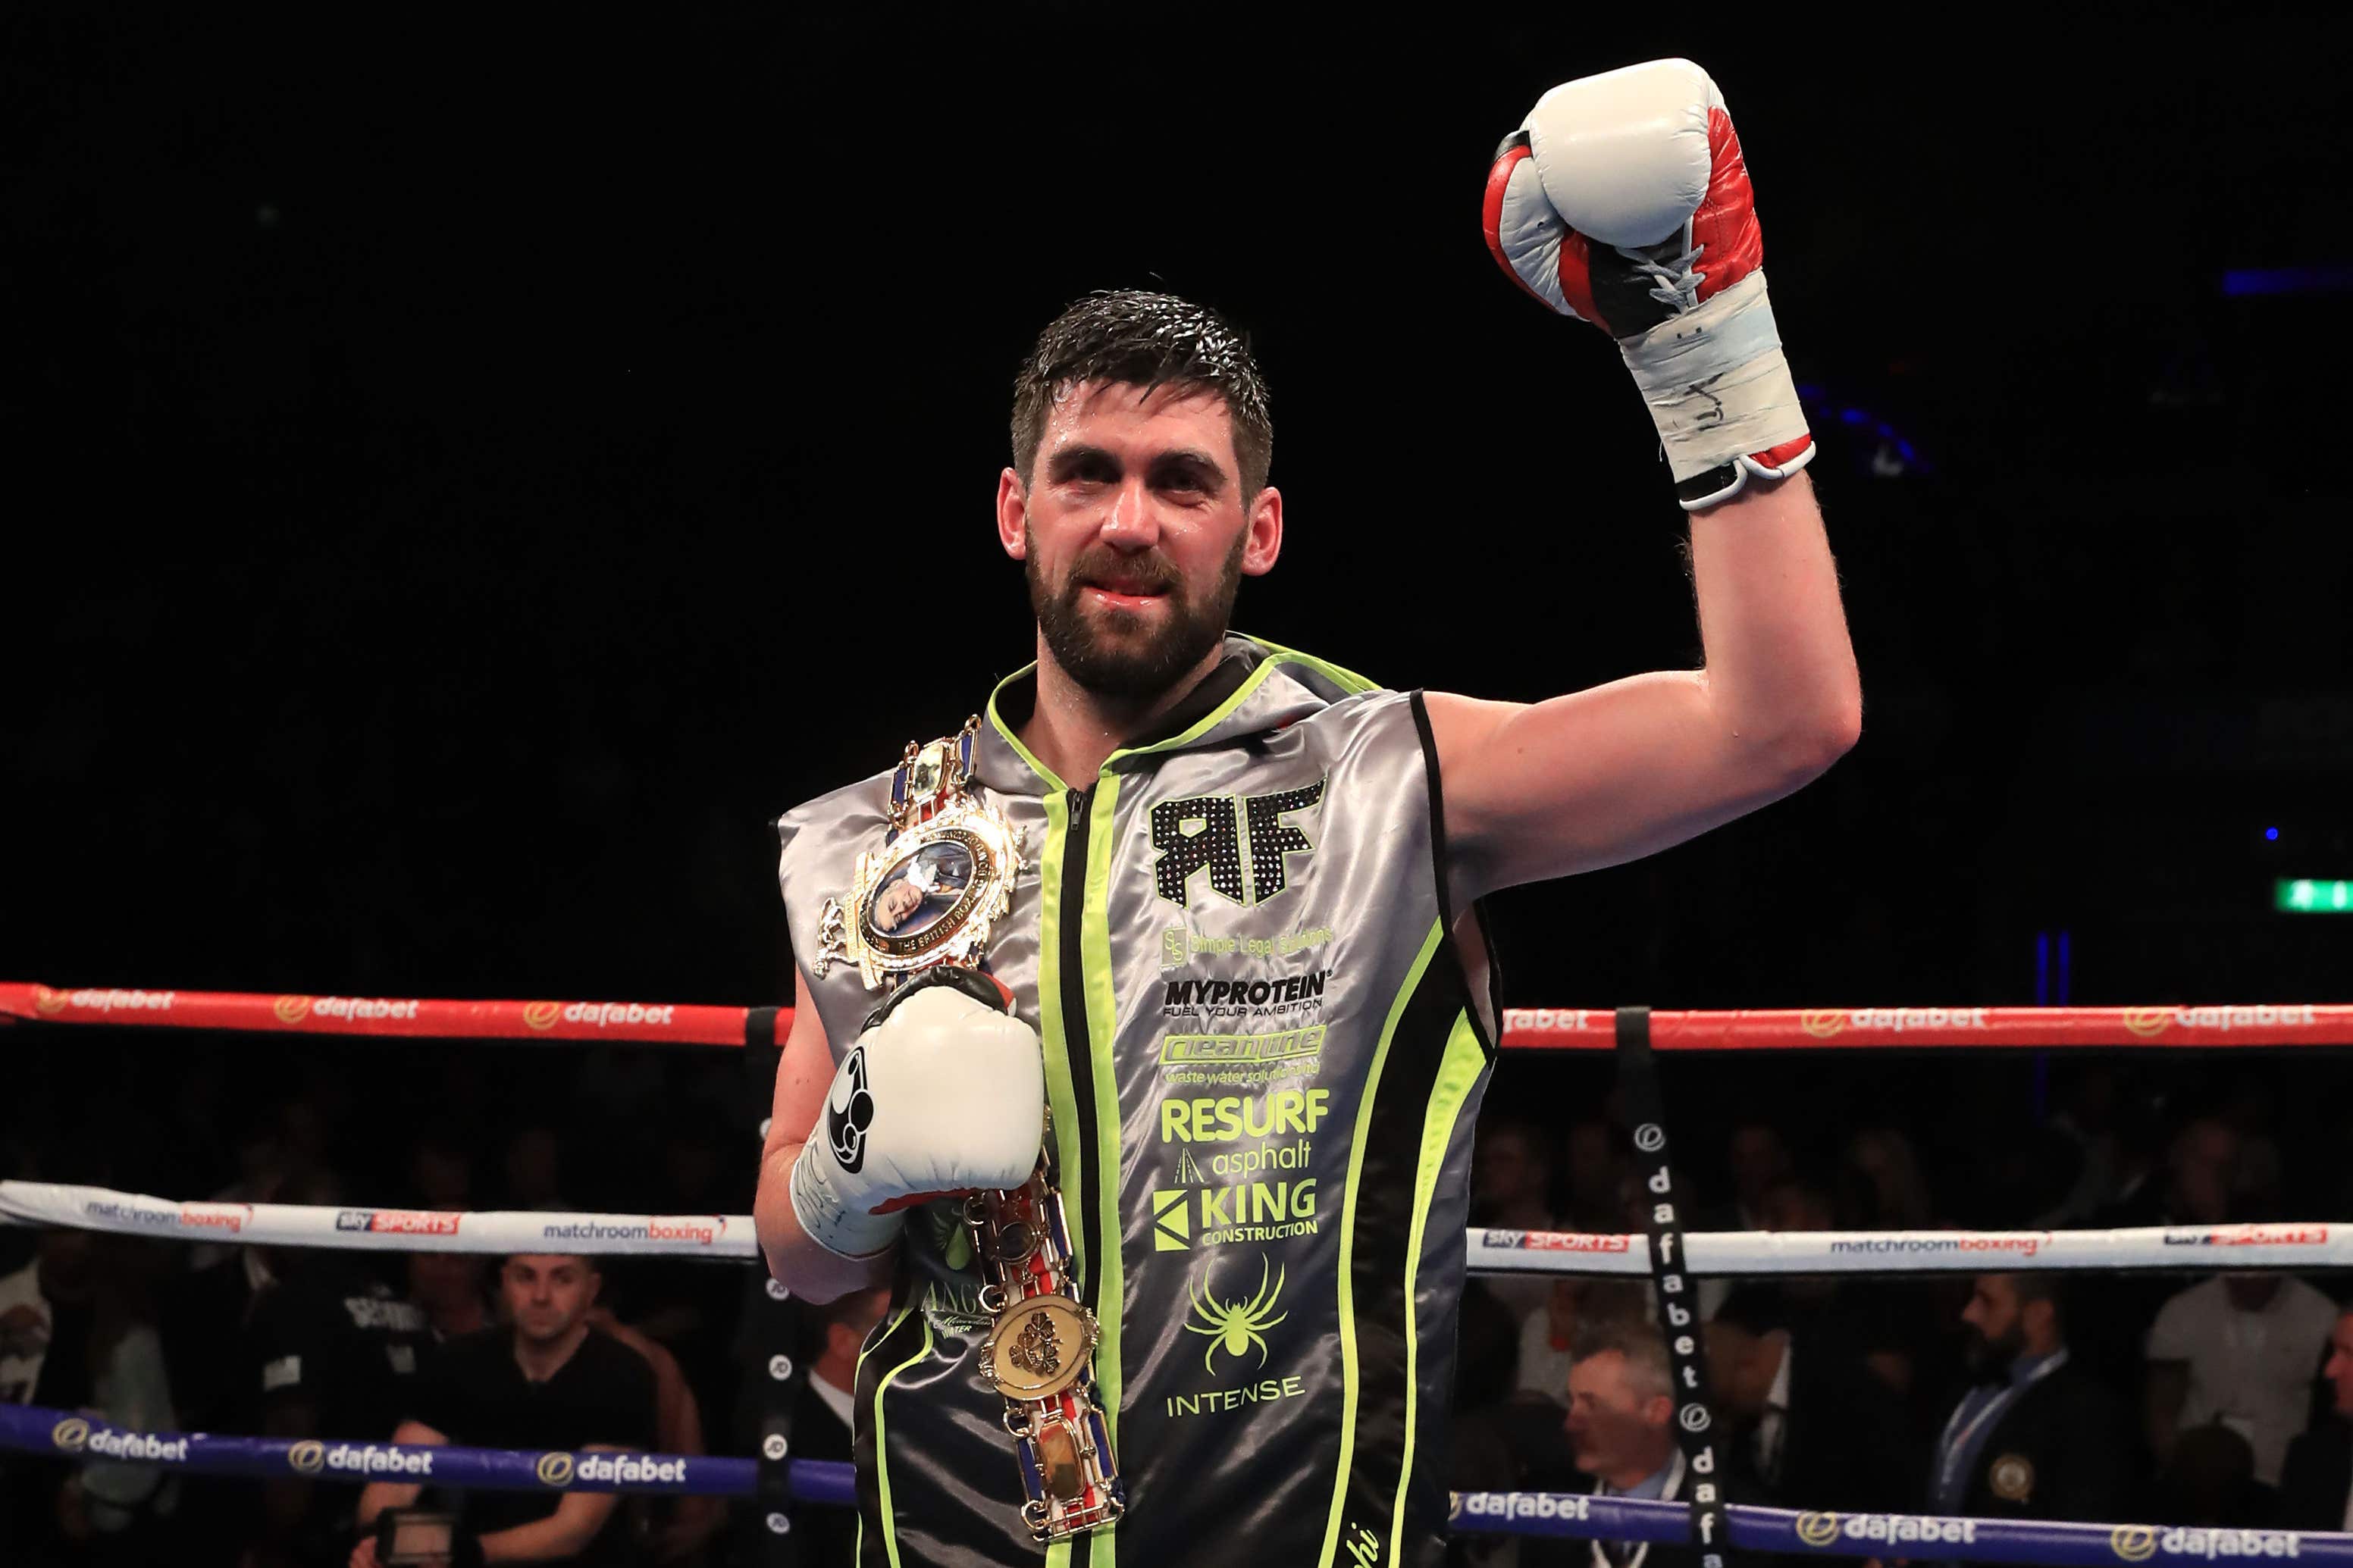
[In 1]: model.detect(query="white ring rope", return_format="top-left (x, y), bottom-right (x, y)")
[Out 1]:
top-left (3, 1181), bottom-right (2343, 1275)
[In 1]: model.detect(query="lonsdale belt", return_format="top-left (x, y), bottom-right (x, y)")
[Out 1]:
top-left (814, 717), bottom-right (1125, 1541)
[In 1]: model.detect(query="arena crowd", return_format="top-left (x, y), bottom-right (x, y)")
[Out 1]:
top-left (5, 1039), bottom-right (2353, 1566)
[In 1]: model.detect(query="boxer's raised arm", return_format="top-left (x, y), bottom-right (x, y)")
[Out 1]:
top-left (1427, 468), bottom-right (1858, 902)
top-left (1446, 60), bottom-right (1863, 900)
top-left (753, 969), bottom-right (892, 1304)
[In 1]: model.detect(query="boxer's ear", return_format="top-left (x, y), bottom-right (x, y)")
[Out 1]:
top-left (997, 469), bottom-right (1028, 560)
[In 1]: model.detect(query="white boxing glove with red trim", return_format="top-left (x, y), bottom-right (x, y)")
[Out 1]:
top-left (788, 969), bottom-right (1046, 1260)
top-left (1483, 58), bottom-right (1814, 511)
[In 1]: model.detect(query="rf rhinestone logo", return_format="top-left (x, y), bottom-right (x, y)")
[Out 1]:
top-left (537, 1451), bottom-right (576, 1488)
top-left (1149, 779), bottom-right (1326, 909)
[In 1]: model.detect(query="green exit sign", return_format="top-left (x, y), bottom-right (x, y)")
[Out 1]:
top-left (2277, 879), bottom-right (2353, 913)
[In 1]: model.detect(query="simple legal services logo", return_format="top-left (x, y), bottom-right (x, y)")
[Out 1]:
top-left (537, 1451), bottom-right (576, 1487)
top-left (524, 1001), bottom-right (564, 1031)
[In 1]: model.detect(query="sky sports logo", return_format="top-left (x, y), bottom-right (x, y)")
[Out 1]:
top-left (335, 1209), bottom-right (462, 1235)
top-left (1480, 1230), bottom-right (1631, 1253)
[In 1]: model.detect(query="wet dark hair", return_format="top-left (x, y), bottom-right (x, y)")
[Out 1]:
top-left (1010, 290), bottom-right (1272, 497)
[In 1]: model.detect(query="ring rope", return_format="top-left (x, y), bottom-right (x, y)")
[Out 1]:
top-left (2, 1401), bottom-right (2340, 1562)
top-left (8, 982), bottom-right (2351, 1051)
top-left (4, 1181), bottom-right (2344, 1275)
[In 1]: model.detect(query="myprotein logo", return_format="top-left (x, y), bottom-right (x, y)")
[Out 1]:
top-left (336, 1209), bottom-right (462, 1236)
top-left (1149, 778), bottom-right (1326, 909)
top-left (1161, 971), bottom-right (1330, 1021)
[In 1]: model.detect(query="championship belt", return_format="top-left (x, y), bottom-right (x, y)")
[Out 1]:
top-left (813, 716), bottom-right (1125, 1542)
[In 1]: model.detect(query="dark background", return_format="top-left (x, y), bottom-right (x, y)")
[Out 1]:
top-left (7, 5), bottom-right (2353, 1185)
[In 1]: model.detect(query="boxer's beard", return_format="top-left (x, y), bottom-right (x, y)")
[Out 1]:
top-left (1029, 528), bottom-right (1245, 703)
top-left (1963, 1320), bottom-right (2026, 1384)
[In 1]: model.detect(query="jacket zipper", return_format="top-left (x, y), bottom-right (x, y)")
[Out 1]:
top-left (1058, 786), bottom-right (1102, 1566)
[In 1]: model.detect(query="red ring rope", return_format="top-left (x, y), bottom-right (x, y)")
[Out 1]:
top-left (7, 984), bottom-right (2352, 1051)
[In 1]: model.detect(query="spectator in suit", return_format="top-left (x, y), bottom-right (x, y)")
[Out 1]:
top-left (2275, 1306), bottom-right (2353, 1529)
top-left (1707, 1317), bottom-right (1922, 1515)
top-left (2145, 1270), bottom-right (2336, 1490)
top-left (1544, 1316), bottom-right (1742, 1568)
top-left (1713, 1178), bottom-right (1910, 1394)
top-left (788, 1287), bottom-right (891, 1568)
top-left (1928, 1274), bottom-right (2129, 1529)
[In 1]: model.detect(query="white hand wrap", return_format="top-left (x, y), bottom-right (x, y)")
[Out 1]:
top-left (1618, 270), bottom-right (1807, 487)
top-left (789, 979), bottom-right (1047, 1260)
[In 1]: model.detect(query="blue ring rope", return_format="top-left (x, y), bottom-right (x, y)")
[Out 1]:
top-left (6, 1402), bottom-right (2346, 1560)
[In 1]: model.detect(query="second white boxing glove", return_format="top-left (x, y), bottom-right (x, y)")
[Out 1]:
top-left (788, 970), bottom-right (1047, 1260)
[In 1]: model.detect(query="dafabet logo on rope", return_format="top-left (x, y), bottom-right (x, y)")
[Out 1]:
top-left (1793, 1513), bottom-right (1977, 1549)
top-left (523, 1000), bottom-right (678, 1031)
top-left (2114, 1527), bottom-right (2305, 1560)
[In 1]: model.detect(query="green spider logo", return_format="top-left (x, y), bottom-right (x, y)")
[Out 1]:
top-left (1184, 1253), bottom-right (1289, 1374)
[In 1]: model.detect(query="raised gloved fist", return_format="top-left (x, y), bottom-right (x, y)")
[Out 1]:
top-left (1482, 58), bottom-right (1814, 511)
top-left (789, 969), bottom-right (1046, 1260)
